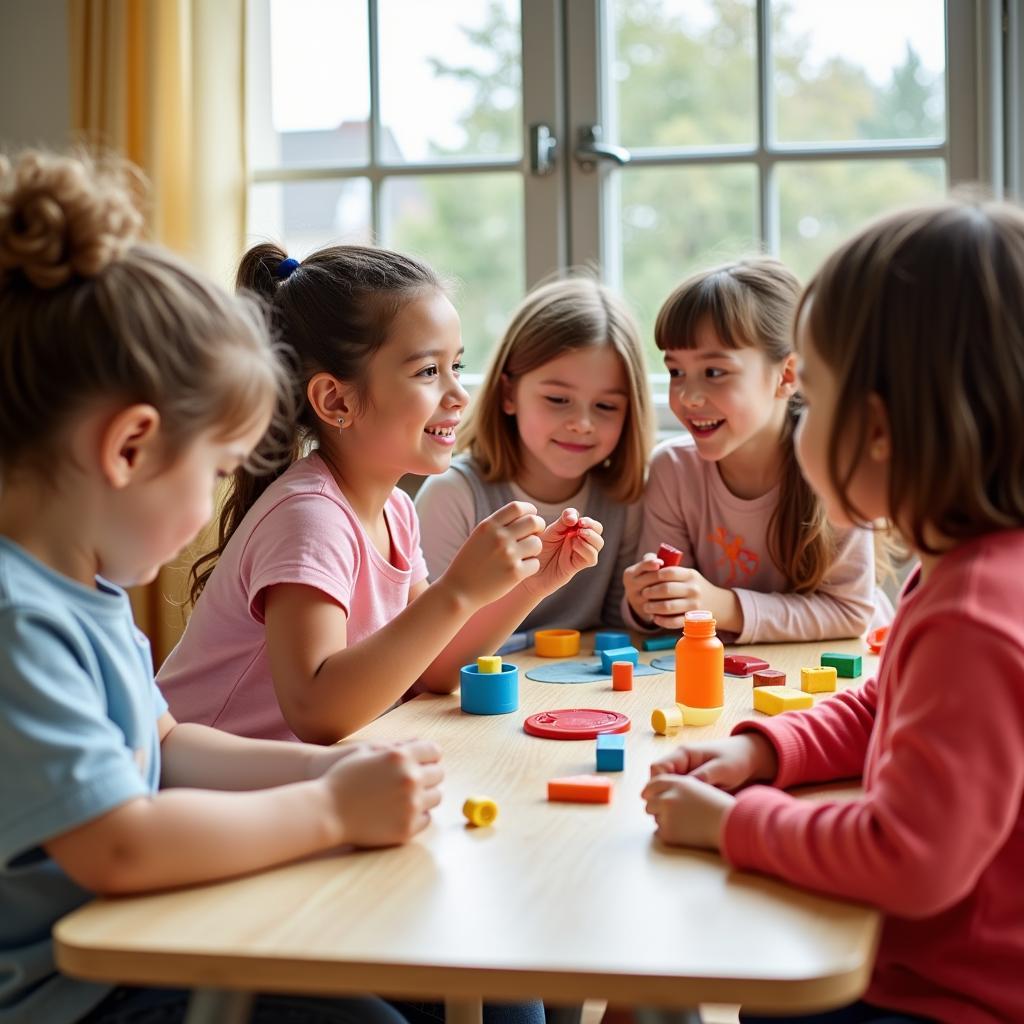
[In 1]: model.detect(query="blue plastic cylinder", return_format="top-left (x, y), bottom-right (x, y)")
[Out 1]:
top-left (460, 662), bottom-right (519, 715)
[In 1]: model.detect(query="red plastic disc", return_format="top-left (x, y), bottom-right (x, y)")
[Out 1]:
top-left (523, 708), bottom-right (631, 740)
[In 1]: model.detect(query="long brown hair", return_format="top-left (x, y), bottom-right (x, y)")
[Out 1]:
top-left (0, 151), bottom-right (282, 482)
top-left (800, 198), bottom-right (1024, 553)
top-left (655, 257), bottom-right (834, 593)
top-left (458, 276), bottom-right (654, 503)
top-left (189, 243), bottom-right (445, 604)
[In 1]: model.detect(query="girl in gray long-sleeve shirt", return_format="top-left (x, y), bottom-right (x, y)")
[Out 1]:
top-left (417, 276), bottom-right (654, 633)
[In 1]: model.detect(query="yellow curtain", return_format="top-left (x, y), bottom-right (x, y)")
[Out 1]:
top-left (69, 0), bottom-right (248, 664)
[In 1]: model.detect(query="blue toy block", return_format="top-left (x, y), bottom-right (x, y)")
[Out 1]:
top-left (460, 662), bottom-right (519, 715)
top-left (594, 630), bottom-right (631, 652)
top-left (596, 732), bottom-right (625, 771)
top-left (821, 652), bottom-right (862, 678)
top-left (599, 645), bottom-right (639, 672)
top-left (642, 635), bottom-right (677, 652)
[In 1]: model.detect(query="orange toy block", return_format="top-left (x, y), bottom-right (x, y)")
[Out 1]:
top-left (547, 774), bottom-right (613, 804)
top-left (611, 661), bottom-right (634, 691)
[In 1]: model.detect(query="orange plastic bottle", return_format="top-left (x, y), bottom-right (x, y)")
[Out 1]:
top-left (675, 610), bottom-right (724, 725)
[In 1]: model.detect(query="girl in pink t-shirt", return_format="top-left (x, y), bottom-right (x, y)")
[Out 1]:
top-left (644, 200), bottom-right (1024, 1023)
top-left (159, 244), bottom-right (603, 744)
top-left (623, 257), bottom-right (890, 643)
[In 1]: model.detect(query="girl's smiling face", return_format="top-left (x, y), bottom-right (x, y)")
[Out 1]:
top-left (501, 345), bottom-right (629, 501)
top-left (348, 289), bottom-right (470, 478)
top-left (664, 318), bottom-right (795, 475)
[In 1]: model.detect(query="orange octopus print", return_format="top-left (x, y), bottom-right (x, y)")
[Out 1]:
top-left (708, 526), bottom-right (759, 584)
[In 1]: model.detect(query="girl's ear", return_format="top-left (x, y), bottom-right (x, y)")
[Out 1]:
top-left (99, 404), bottom-right (162, 488)
top-left (500, 371), bottom-right (517, 416)
top-left (865, 392), bottom-right (892, 462)
top-left (307, 373), bottom-right (357, 430)
top-left (775, 352), bottom-right (799, 399)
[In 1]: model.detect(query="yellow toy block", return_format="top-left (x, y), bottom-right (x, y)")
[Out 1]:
top-left (753, 686), bottom-right (813, 715)
top-left (463, 795), bottom-right (499, 827)
top-left (476, 656), bottom-right (502, 674)
top-left (800, 666), bottom-right (838, 693)
top-left (651, 705), bottom-right (684, 735)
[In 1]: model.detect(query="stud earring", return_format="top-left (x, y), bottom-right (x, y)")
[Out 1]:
top-left (338, 417), bottom-right (347, 429)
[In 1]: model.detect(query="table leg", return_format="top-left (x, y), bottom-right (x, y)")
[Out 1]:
top-left (445, 996), bottom-right (484, 1024)
top-left (634, 1008), bottom-right (702, 1024)
top-left (183, 988), bottom-right (255, 1024)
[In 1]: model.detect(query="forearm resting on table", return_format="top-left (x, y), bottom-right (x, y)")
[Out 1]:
top-left (45, 782), bottom-right (341, 895)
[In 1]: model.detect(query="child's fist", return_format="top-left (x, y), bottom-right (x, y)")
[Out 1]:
top-left (523, 508), bottom-right (604, 597)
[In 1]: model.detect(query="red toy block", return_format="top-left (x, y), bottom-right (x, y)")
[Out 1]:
top-left (656, 543), bottom-right (683, 567)
top-left (611, 661), bottom-right (634, 691)
top-left (752, 668), bottom-right (786, 687)
top-left (724, 654), bottom-right (770, 676)
top-left (548, 775), bottom-right (613, 804)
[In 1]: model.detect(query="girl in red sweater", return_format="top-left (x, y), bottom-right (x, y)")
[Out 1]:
top-left (643, 198), bottom-right (1024, 1024)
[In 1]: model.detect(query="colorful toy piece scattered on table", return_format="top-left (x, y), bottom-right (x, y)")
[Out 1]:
top-left (523, 708), bottom-right (630, 740)
top-left (611, 661), bottom-right (634, 691)
top-left (656, 542), bottom-right (683, 567)
top-left (753, 686), bottom-right (813, 715)
top-left (675, 610), bottom-right (724, 725)
top-left (800, 665), bottom-right (838, 693)
top-left (463, 796), bottom-right (499, 827)
top-left (642, 634), bottom-right (678, 652)
top-left (651, 705), bottom-right (684, 735)
top-left (476, 655), bottom-right (502, 674)
top-left (752, 668), bottom-right (786, 687)
top-left (821, 652), bottom-right (862, 678)
top-left (866, 625), bottom-right (890, 654)
top-left (593, 630), bottom-right (631, 652)
top-left (496, 630), bottom-right (533, 656)
top-left (548, 775), bottom-right (613, 804)
top-left (599, 644), bottom-right (639, 672)
top-left (534, 628), bottom-right (581, 658)
top-left (596, 733), bottom-right (625, 771)
top-left (723, 654), bottom-right (770, 676)
top-left (460, 660), bottom-right (519, 715)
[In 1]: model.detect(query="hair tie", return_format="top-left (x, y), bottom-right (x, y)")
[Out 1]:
top-left (276, 256), bottom-right (300, 280)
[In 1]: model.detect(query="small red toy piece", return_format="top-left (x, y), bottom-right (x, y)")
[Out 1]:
top-left (724, 654), bottom-right (770, 676)
top-left (752, 668), bottom-right (786, 687)
top-left (524, 709), bottom-right (630, 740)
top-left (656, 542), bottom-right (683, 567)
top-left (866, 625), bottom-right (890, 654)
top-left (548, 775), bottom-right (613, 804)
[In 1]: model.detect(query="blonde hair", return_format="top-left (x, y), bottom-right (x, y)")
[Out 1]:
top-left (458, 276), bottom-right (654, 503)
top-left (801, 197), bottom-right (1024, 553)
top-left (655, 257), bottom-right (835, 593)
top-left (0, 151), bottom-right (285, 481)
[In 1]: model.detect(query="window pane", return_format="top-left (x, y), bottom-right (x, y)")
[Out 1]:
top-left (248, 178), bottom-right (372, 257)
top-left (778, 159), bottom-right (946, 279)
top-left (383, 174), bottom-right (524, 371)
top-left (612, 0), bottom-right (756, 149)
top-left (619, 164), bottom-right (759, 365)
top-left (378, 0), bottom-right (521, 164)
top-left (771, 0), bottom-right (945, 144)
top-left (251, 0), bottom-right (370, 169)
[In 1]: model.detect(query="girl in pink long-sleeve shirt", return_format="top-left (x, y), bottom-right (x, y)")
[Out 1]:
top-left (643, 199), bottom-right (1024, 1023)
top-left (623, 258), bottom-right (890, 643)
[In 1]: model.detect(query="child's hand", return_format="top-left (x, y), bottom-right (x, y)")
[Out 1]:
top-left (324, 739), bottom-right (443, 847)
top-left (624, 553), bottom-right (741, 633)
top-left (521, 508), bottom-right (604, 598)
top-left (650, 734), bottom-right (778, 792)
top-left (642, 774), bottom-right (735, 850)
top-left (439, 501), bottom-right (545, 608)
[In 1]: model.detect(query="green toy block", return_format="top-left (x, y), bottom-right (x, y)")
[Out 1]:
top-left (820, 652), bottom-right (862, 678)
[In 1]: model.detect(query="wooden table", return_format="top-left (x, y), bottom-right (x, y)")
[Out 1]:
top-left (55, 635), bottom-right (881, 1024)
